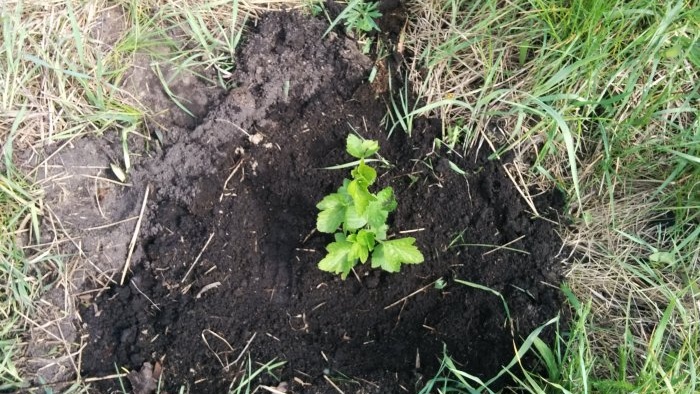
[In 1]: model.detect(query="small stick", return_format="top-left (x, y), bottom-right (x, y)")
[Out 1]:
top-left (482, 235), bottom-right (527, 256)
top-left (84, 373), bottom-right (129, 383)
top-left (85, 216), bottom-right (138, 231)
top-left (181, 232), bottom-right (215, 283)
top-left (384, 281), bottom-right (436, 310)
top-left (81, 174), bottom-right (132, 187)
top-left (202, 329), bottom-right (234, 369)
top-left (398, 228), bottom-right (425, 234)
top-left (324, 375), bottom-right (345, 394)
top-left (120, 186), bottom-right (149, 285)
top-left (351, 267), bottom-right (361, 283)
top-left (196, 282), bottom-right (221, 299)
top-left (220, 158), bottom-right (245, 201)
top-left (259, 386), bottom-right (287, 394)
top-left (93, 177), bottom-right (107, 220)
top-left (131, 281), bottom-right (160, 310)
top-left (227, 332), bottom-right (257, 369)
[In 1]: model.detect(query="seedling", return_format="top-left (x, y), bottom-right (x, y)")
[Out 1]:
top-left (343, 1), bottom-right (381, 35)
top-left (323, 0), bottom-right (381, 54)
top-left (316, 135), bottom-right (424, 279)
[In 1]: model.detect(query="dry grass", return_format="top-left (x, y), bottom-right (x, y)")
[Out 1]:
top-left (404, 0), bottom-right (699, 390)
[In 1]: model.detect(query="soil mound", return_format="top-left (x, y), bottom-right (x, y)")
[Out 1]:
top-left (80, 11), bottom-right (565, 393)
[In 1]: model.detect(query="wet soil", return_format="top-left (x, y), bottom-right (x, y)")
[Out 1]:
top-left (78, 11), bottom-right (566, 394)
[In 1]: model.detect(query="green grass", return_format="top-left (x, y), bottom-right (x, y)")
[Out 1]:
top-left (406, 0), bottom-right (699, 392)
top-left (1, 110), bottom-right (45, 390)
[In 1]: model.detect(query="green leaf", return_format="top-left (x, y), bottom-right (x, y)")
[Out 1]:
top-left (365, 200), bottom-right (389, 229)
top-left (347, 234), bottom-right (370, 263)
top-left (346, 134), bottom-right (379, 159)
top-left (316, 193), bottom-right (348, 233)
top-left (344, 204), bottom-right (367, 231)
top-left (366, 187), bottom-right (396, 228)
top-left (371, 224), bottom-right (388, 241)
top-left (351, 160), bottom-right (377, 186)
top-left (355, 229), bottom-right (376, 252)
top-left (649, 251), bottom-right (675, 265)
top-left (347, 179), bottom-right (374, 215)
top-left (318, 236), bottom-right (357, 279)
top-left (371, 238), bottom-right (424, 273)
top-left (376, 186), bottom-right (397, 212)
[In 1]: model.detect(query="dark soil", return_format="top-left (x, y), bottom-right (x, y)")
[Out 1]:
top-left (80, 11), bottom-right (566, 394)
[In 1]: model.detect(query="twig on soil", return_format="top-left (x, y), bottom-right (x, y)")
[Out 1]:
top-left (482, 235), bottom-right (528, 256)
top-left (202, 329), bottom-right (235, 370)
top-left (217, 118), bottom-right (252, 137)
top-left (384, 280), bottom-right (437, 310)
top-left (84, 373), bottom-right (129, 383)
top-left (181, 232), bottom-right (215, 283)
top-left (81, 174), bottom-right (132, 187)
top-left (120, 185), bottom-right (149, 285)
top-left (131, 280), bottom-right (160, 310)
top-left (196, 282), bottom-right (221, 298)
top-left (226, 332), bottom-right (257, 370)
top-left (260, 385), bottom-right (287, 394)
top-left (324, 375), bottom-right (345, 394)
top-left (398, 228), bottom-right (425, 234)
top-left (351, 267), bottom-right (361, 283)
top-left (302, 228), bottom-right (316, 244)
top-left (220, 158), bottom-right (245, 201)
top-left (394, 299), bottom-right (407, 329)
top-left (266, 332), bottom-right (281, 341)
top-left (93, 177), bottom-right (107, 220)
top-left (84, 216), bottom-right (138, 231)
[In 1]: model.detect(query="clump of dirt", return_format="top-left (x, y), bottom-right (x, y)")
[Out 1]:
top-left (78, 11), bottom-right (566, 393)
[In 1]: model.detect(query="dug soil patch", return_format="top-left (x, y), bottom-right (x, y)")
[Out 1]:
top-left (80, 11), bottom-right (565, 393)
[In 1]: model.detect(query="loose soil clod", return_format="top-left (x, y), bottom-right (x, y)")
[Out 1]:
top-left (78, 11), bottom-right (566, 393)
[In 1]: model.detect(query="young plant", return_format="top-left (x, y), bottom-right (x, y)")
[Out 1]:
top-left (316, 135), bottom-right (424, 279)
top-left (323, 0), bottom-right (381, 54)
top-left (344, 1), bottom-right (381, 35)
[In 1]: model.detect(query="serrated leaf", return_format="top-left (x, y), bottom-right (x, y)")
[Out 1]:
top-left (371, 238), bottom-right (424, 273)
top-left (355, 229), bottom-right (376, 251)
top-left (365, 200), bottom-right (389, 229)
top-left (347, 179), bottom-right (374, 215)
top-left (366, 187), bottom-right (396, 228)
top-left (337, 178), bottom-right (352, 196)
top-left (318, 237), bottom-right (356, 279)
top-left (349, 238), bottom-right (369, 263)
top-left (316, 193), bottom-right (348, 233)
top-left (371, 224), bottom-right (388, 241)
top-left (376, 187), bottom-right (397, 209)
top-left (317, 205), bottom-right (345, 233)
top-left (351, 161), bottom-right (377, 186)
top-left (344, 204), bottom-right (367, 231)
top-left (346, 134), bottom-right (379, 159)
